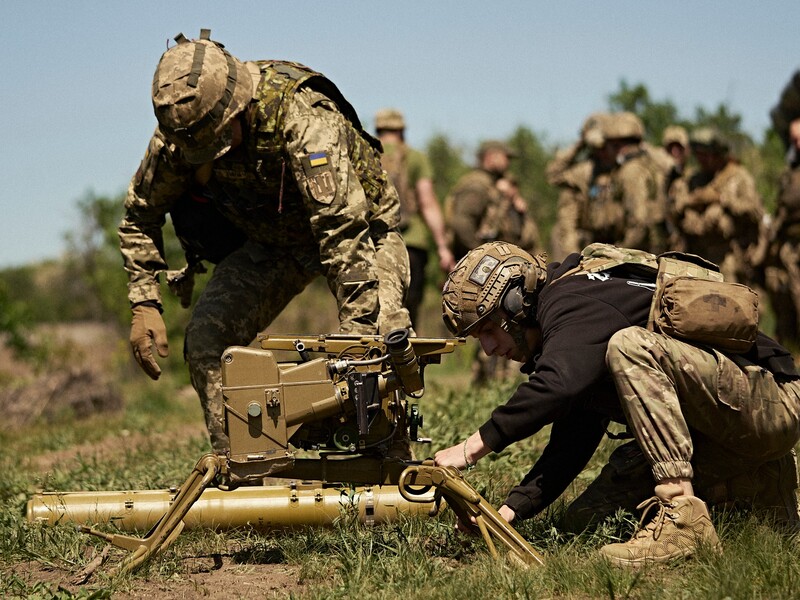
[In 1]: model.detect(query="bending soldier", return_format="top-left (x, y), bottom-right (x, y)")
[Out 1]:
top-left (119, 30), bottom-right (411, 451)
top-left (435, 241), bottom-right (800, 566)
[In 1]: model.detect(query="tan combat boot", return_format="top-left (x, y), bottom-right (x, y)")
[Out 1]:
top-left (599, 494), bottom-right (721, 567)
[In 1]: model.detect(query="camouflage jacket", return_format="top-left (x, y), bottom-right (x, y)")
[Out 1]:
top-left (674, 161), bottom-right (764, 267)
top-left (770, 164), bottom-right (800, 240)
top-left (119, 61), bottom-right (400, 331)
top-left (608, 147), bottom-right (669, 254)
top-left (444, 168), bottom-right (538, 259)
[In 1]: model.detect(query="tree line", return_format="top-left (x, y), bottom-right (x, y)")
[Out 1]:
top-left (0, 80), bottom-right (789, 371)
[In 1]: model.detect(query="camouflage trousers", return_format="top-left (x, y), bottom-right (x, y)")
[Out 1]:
top-left (569, 326), bottom-right (800, 531)
top-left (563, 441), bottom-right (800, 532)
top-left (185, 236), bottom-right (411, 452)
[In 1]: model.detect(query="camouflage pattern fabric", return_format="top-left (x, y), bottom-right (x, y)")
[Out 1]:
top-left (120, 70), bottom-right (409, 333)
top-left (549, 160), bottom-right (595, 260)
top-left (445, 168), bottom-right (540, 260)
top-left (672, 161), bottom-right (764, 284)
top-left (563, 441), bottom-right (800, 532)
top-left (444, 168), bottom-right (504, 260)
top-left (609, 147), bottom-right (670, 254)
top-left (606, 325), bottom-right (800, 500)
top-left (762, 165), bottom-right (800, 348)
top-left (120, 63), bottom-right (411, 450)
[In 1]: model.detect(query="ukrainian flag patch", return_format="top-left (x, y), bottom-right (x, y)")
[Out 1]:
top-left (308, 151), bottom-right (328, 167)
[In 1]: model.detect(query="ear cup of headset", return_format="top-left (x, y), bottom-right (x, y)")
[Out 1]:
top-left (501, 283), bottom-right (526, 323)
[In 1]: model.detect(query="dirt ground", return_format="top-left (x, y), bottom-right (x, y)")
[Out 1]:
top-left (8, 559), bottom-right (307, 599)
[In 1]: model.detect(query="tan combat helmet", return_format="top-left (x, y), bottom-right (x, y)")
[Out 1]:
top-left (689, 126), bottom-right (730, 155)
top-left (152, 29), bottom-right (254, 164)
top-left (375, 108), bottom-right (405, 131)
top-left (442, 241), bottom-right (547, 337)
top-left (581, 112), bottom-right (610, 148)
top-left (662, 125), bottom-right (689, 149)
top-left (603, 111), bottom-right (645, 141)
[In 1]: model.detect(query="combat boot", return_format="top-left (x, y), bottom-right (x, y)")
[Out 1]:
top-left (599, 494), bottom-right (721, 567)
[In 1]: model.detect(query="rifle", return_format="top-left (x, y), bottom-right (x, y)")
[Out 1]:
top-left (28, 329), bottom-right (545, 573)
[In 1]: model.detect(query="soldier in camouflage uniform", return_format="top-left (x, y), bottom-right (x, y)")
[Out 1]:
top-left (444, 140), bottom-right (541, 382)
top-left (119, 30), bottom-right (411, 451)
top-left (662, 125), bottom-right (690, 195)
top-left (761, 117), bottom-right (800, 350)
top-left (547, 112), bottom-right (613, 261)
top-left (602, 112), bottom-right (671, 254)
top-left (374, 108), bottom-right (455, 329)
top-left (672, 127), bottom-right (764, 284)
top-left (435, 241), bottom-right (800, 566)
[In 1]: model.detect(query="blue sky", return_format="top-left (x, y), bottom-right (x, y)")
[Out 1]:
top-left (1, 1), bottom-right (798, 267)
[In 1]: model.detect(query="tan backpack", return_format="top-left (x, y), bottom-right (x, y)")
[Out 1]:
top-left (563, 243), bottom-right (759, 353)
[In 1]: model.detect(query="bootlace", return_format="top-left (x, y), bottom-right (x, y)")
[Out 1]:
top-left (632, 496), bottom-right (672, 541)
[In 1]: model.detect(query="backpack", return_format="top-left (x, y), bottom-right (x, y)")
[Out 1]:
top-left (562, 243), bottom-right (759, 354)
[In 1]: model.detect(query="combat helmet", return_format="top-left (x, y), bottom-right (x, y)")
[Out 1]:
top-left (603, 112), bottom-right (645, 141)
top-left (375, 108), bottom-right (405, 131)
top-left (689, 127), bottom-right (730, 154)
top-left (442, 242), bottom-right (547, 337)
top-left (580, 112), bottom-right (610, 148)
top-left (152, 29), bottom-right (254, 164)
top-left (662, 125), bottom-right (689, 149)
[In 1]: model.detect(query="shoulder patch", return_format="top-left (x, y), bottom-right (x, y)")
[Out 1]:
top-left (300, 151), bottom-right (337, 204)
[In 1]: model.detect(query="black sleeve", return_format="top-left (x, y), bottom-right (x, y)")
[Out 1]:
top-left (479, 279), bottom-right (639, 452)
top-left (503, 411), bottom-right (607, 519)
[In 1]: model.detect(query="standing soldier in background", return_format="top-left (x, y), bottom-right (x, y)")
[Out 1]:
top-left (661, 125), bottom-right (691, 249)
top-left (672, 127), bottom-right (764, 284)
top-left (374, 108), bottom-right (455, 329)
top-left (445, 140), bottom-right (519, 260)
top-left (445, 139), bottom-right (541, 382)
top-left (119, 30), bottom-right (411, 452)
top-left (662, 125), bottom-right (690, 197)
top-left (604, 112), bottom-right (670, 254)
top-left (547, 113), bottom-right (612, 261)
top-left (762, 117), bottom-right (800, 349)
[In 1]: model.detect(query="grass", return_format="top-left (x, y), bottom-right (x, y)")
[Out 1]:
top-left (2, 353), bottom-right (800, 599)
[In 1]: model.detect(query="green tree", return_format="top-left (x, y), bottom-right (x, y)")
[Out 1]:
top-left (426, 133), bottom-right (468, 203)
top-left (507, 125), bottom-right (557, 242)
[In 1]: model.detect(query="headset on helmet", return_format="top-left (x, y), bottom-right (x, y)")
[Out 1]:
top-left (442, 242), bottom-right (547, 338)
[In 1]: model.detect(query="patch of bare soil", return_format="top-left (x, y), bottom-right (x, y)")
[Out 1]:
top-left (0, 366), bottom-right (123, 430)
top-left (6, 557), bottom-right (307, 599)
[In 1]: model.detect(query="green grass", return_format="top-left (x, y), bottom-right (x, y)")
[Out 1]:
top-left (2, 360), bottom-right (800, 599)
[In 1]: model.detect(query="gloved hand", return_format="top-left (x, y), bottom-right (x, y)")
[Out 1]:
top-left (130, 304), bottom-right (169, 380)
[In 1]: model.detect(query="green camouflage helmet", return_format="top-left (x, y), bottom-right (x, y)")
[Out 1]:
top-left (442, 241), bottom-right (547, 336)
top-left (152, 29), bottom-right (254, 164)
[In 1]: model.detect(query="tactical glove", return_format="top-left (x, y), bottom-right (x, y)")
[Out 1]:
top-left (130, 304), bottom-right (169, 380)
